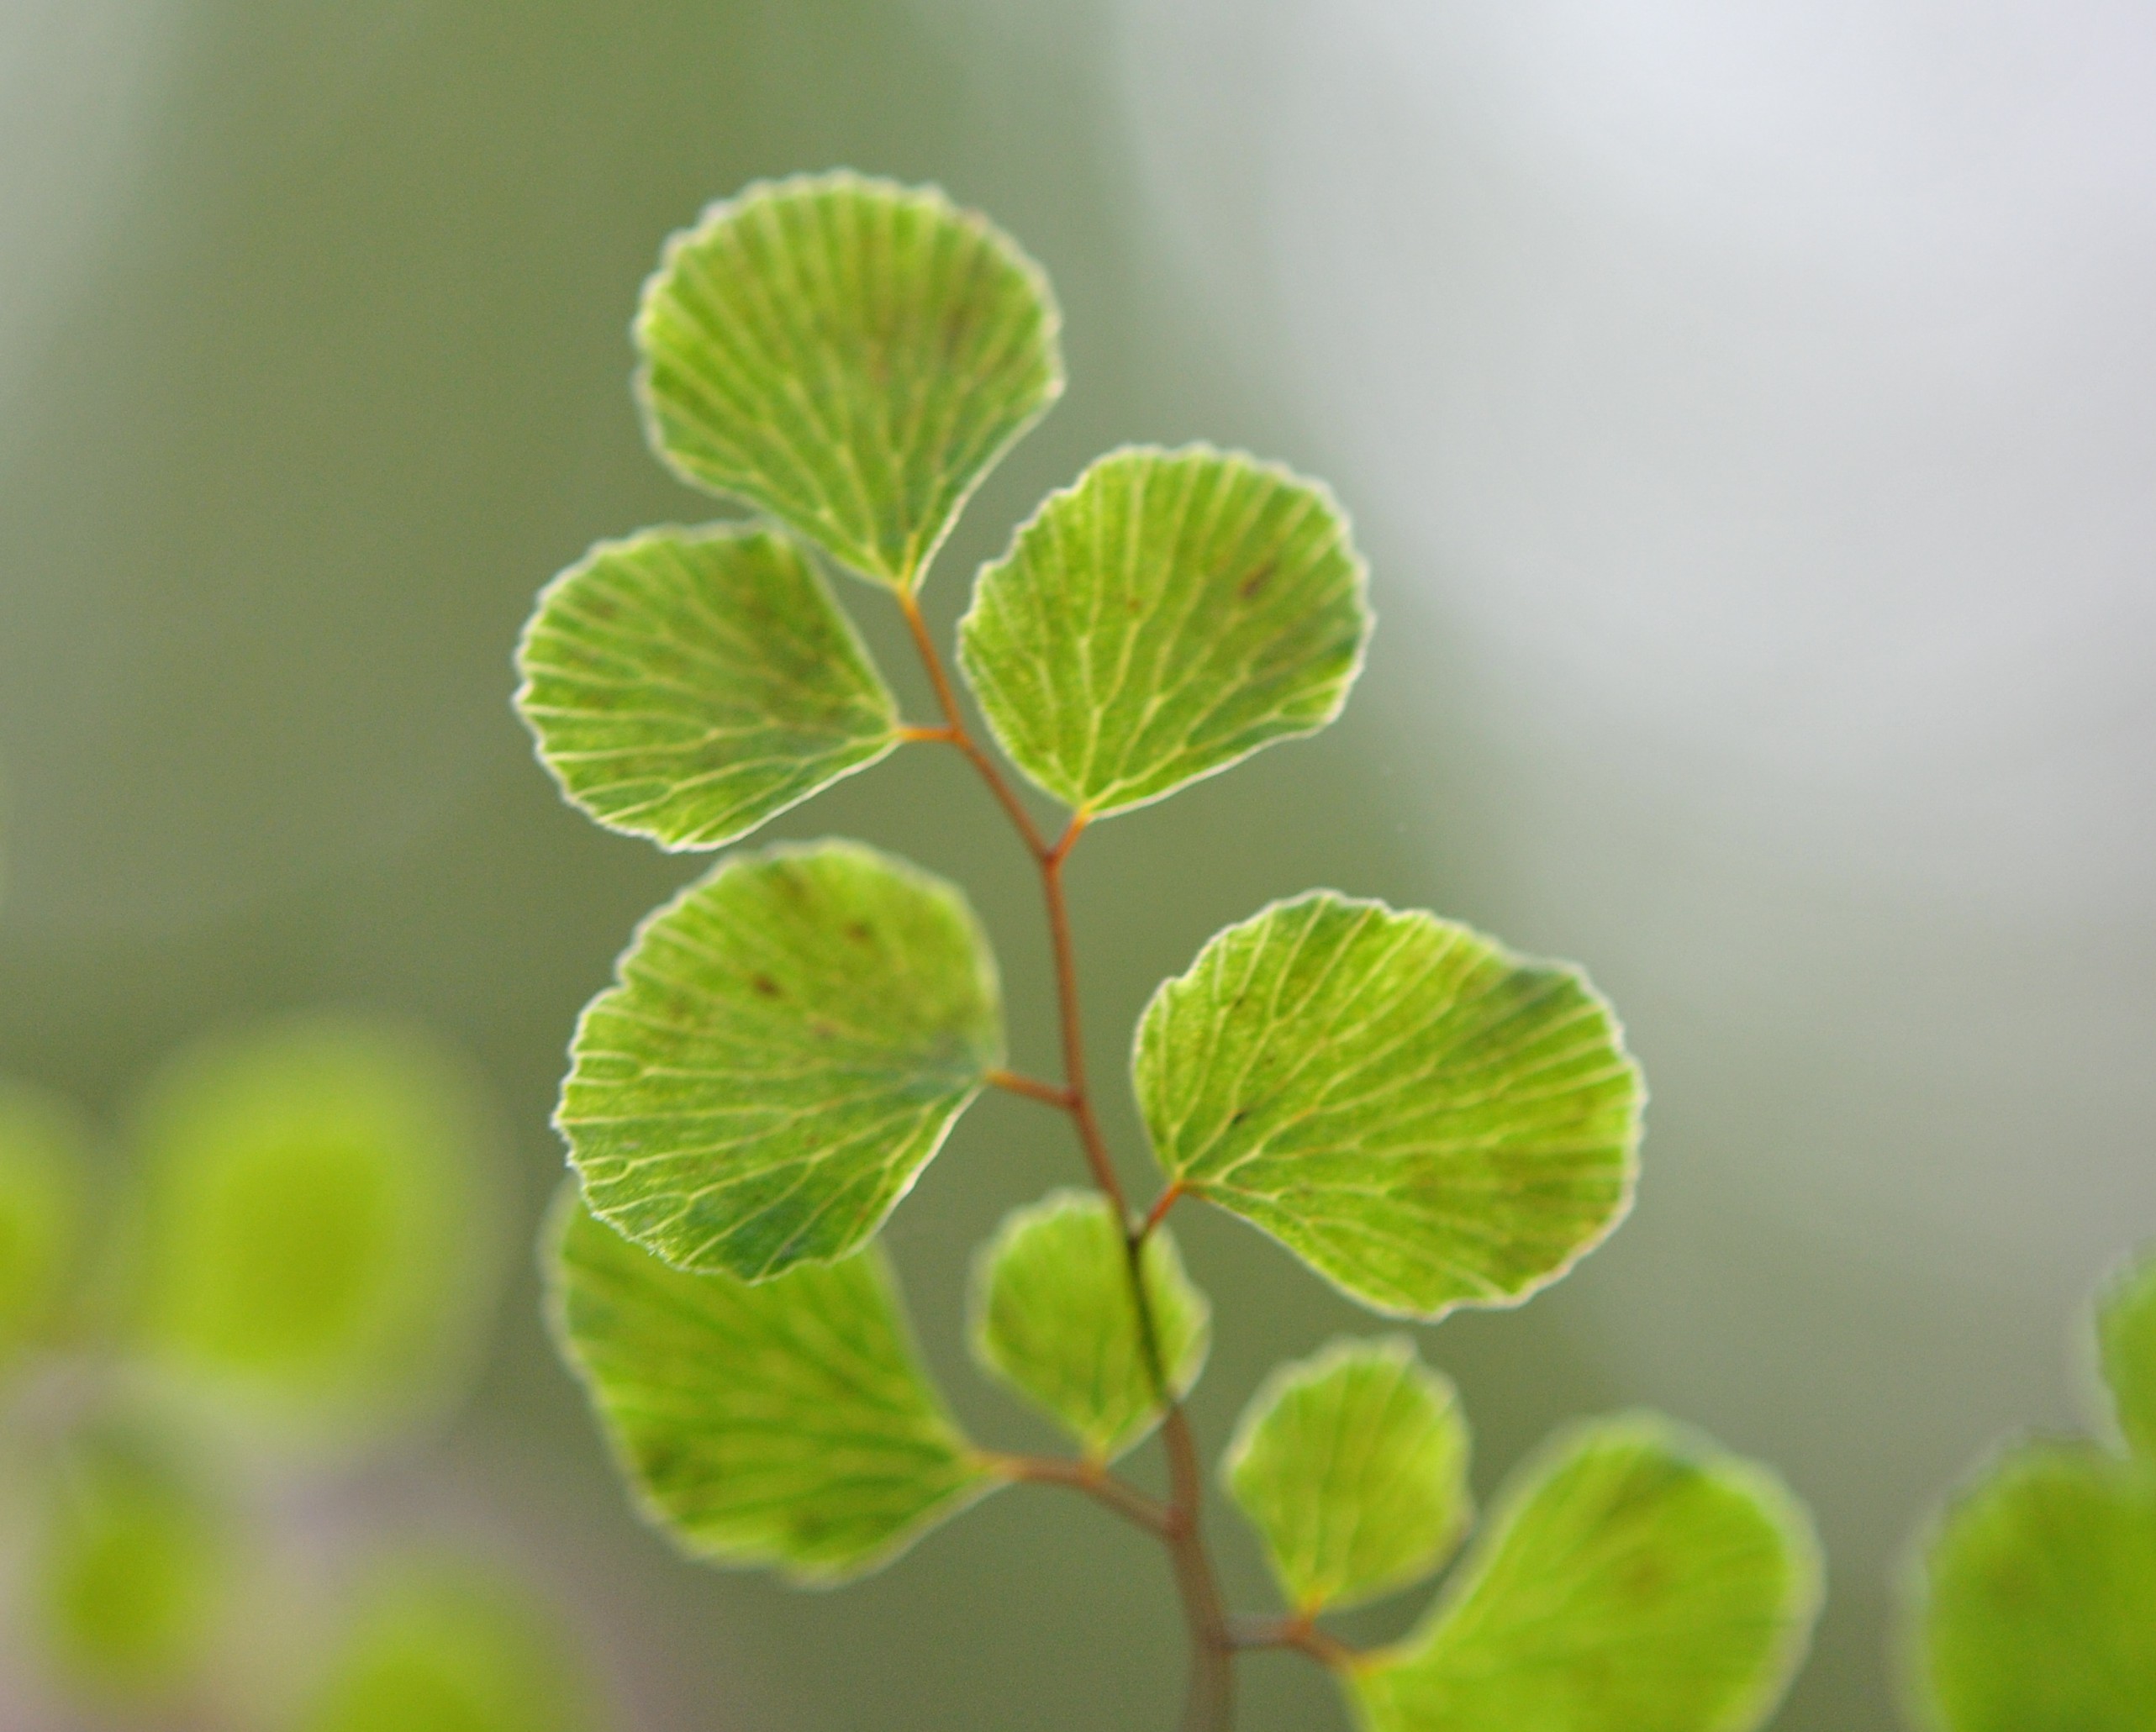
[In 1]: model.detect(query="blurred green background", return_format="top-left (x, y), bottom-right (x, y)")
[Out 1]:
top-left (2, 2), bottom-right (2150, 1727)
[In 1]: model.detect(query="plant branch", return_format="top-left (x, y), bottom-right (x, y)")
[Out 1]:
top-left (986, 1067), bottom-right (1078, 1110)
top-left (898, 592), bottom-right (1051, 859)
top-left (1226, 1614), bottom-right (1359, 1672)
top-left (991, 1452), bottom-right (1171, 1537)
top-left (1138, 1182), bottom-right (1185, 1244)
top-left (1039, 835), bottom-right (1131, 1218)
top-left (895, 587), bottom-right (1236, 1732)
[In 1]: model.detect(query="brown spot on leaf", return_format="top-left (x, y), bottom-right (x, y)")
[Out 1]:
top-left (751, 974), bottom-right (783, 998)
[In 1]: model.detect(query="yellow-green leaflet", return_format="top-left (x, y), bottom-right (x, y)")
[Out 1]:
top-left (130, 1017), bottom-right (502, 1452)
top-left (560, 840), bottom-right (1002, 1280)
top-left (296, 1560), bottom-right (598, 1732)
top-left (1918, 1443), bottom-right (2156, 1732)
top-left (0, 1079), bottom-right (88, 1367)
top-left (1223, 1337), bottom-right (1470, 1615)
top-left (1914, 1239), bottom-right (2156, 1732)
top-left (959, 445), bottom-right (1370, 817)
top-left (551, 1193), bottom-right (995, 1583)
top-left (636, 173), bottom-right (1062, 591)
top-left (1136, 891), bottom-right (1641, 1319)
top-left (29, 1423), bottom-right (237, 1704)
top-left (2096, 1243), bottom-right (2156, 1462)
top-left (515, 525), bottom-right (899, 850)
top-left (970, 1190), bottom-right (1210, 1463)
top-left (1352, 1415), bottom-right (1820, 1732)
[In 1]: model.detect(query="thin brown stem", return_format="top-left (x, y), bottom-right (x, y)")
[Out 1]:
top-left (898, 591), bottom-right (1051, 858)
top-left (985, 1067), bottom-right (1078, 1111)
top-left (1227, 1614), bottom-right (1358, 1672)
top-left (1039, 836), bottom-right (1131, 1217)
top-left (896, 587), bottom-right (1234, 1732)
top-left (1157, 1403), bottom-right (1237, 1726)
top-left (991, 1453), bottom-right (1171, 1538)
top-left (1138, 1182), bottom-right (1186, 1245)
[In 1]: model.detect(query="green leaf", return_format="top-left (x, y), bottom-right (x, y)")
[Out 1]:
top-left (1135, 892), bottom-right (1642, 1320)
top-left (297, 1559), bottom-right (598, 1732)
top-left (1223, 1336), bottom-right (1470, 1615)
top-left (635, 171), bottom-right (1063, 591)
top-left (2095, 1241), bottom-right (2156, 1461)
top-left (549, 1191), bottom-right (996, 1584)
top-left (968, 1189), bottom-right (1210, 1463)
top-left (561, 839), bottom-right (1002, 1280)
top-left (1352, 1415), bottom-right (1821, 1732)
top-left (30, 1423), bottom-right (237, 1704)
top-left (514, 525), bottom-right (899, 850)
top-left (957, 445), bottom-right (1372, 818)
top-left (1917, 1441), bottom-right (2156, 1732)
top-left (0, 1079), bottom-right (88, 1366)
top-left (131, 1017), bottom-right (503, 1450)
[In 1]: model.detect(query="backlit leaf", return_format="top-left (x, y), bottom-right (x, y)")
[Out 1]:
top-left (1223, 1336), bottom-right (1469, 1615)
top-left (297, 1559), bottom-right (598, 1732)
top-left (131, 1018), bottom-right (503, 1450)
top-left (2095, 1241), bottom-right (2156, 1462)
top-left (1917, 1441), bottom-right (2156, 1732)
top-left (1135, 892), bottom-right (1641, 1319)
top-left (561, 840), bottom-right (1001, 1280)
top-left (515, 525), bottom-right (899, 850)
top-left (30, 1423), bottom-right (237, 1704)
top-left (550, 1192), bottom-right (996, 1583)
top-left (958, 446), bottom-right (1371, 817)
top-left (968, 1189), bottom-right (1209, 1463)
top-left (0, 1079), bottom-right (88, 1366)
top-left (636, 172), bottom-right (1063, 590)
top-left (1352, 1415), bottom-right (1820, 1732)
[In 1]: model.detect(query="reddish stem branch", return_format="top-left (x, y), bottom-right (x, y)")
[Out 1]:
top-left (1039, 835), bottom-right (1132, 1217)
top-left (1139, 1182), bottom-right (1186, 1244)
top-left (1226, 1614), bottom-right (1358, 1672)
top-left (985, 1067), bottom-right (1078, 1111)
top-left (899, 592), bottom-right (1051, 858)
top-left (895, 587), bottom-right (1236, 1732)
top-left (991, 1452), bottom-right (1171, 1537)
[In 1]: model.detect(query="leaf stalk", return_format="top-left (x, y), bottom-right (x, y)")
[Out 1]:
top-left (896, 585), bottom-right (1236, 1732)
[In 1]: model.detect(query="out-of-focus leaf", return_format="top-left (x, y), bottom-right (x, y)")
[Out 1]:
top-left (30, 1423), bottom-right (236, 1703)
top-left (636, 171), bottom-right (1062, 591)
top-left (515, 525), bottom-right (899, 850)
top-left (958, 445), bottom-right (1370, 817)
top-left (132, 1017), bottom-right (502, 1450)
top-left (1223, 1336), bottom-right (1469, 1615)
top-left (0, 1079), bottom-right (88, 1366)
top-left (2095, 1241), bottom-right (2156, 1461)
top-left (968, 1189), bottom-right (1209, 1463)
top-left (1917, 1441), bottom-right (2156, 1732)
top-left (1352, 1415), bottom-right (1820, 1732)
top-left (295, 1559), bottom-right (597, 1732)
top-left (561, 840), bottom-right (1001, 1280)
top-left (1134, 892), bottom-right (1642, 1319)
top-left (550, 1192), bottom-right (996, 1583)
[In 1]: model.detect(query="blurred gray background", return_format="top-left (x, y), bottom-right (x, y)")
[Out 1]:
top-left (1, 2), bottom-right (2150, 1726)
